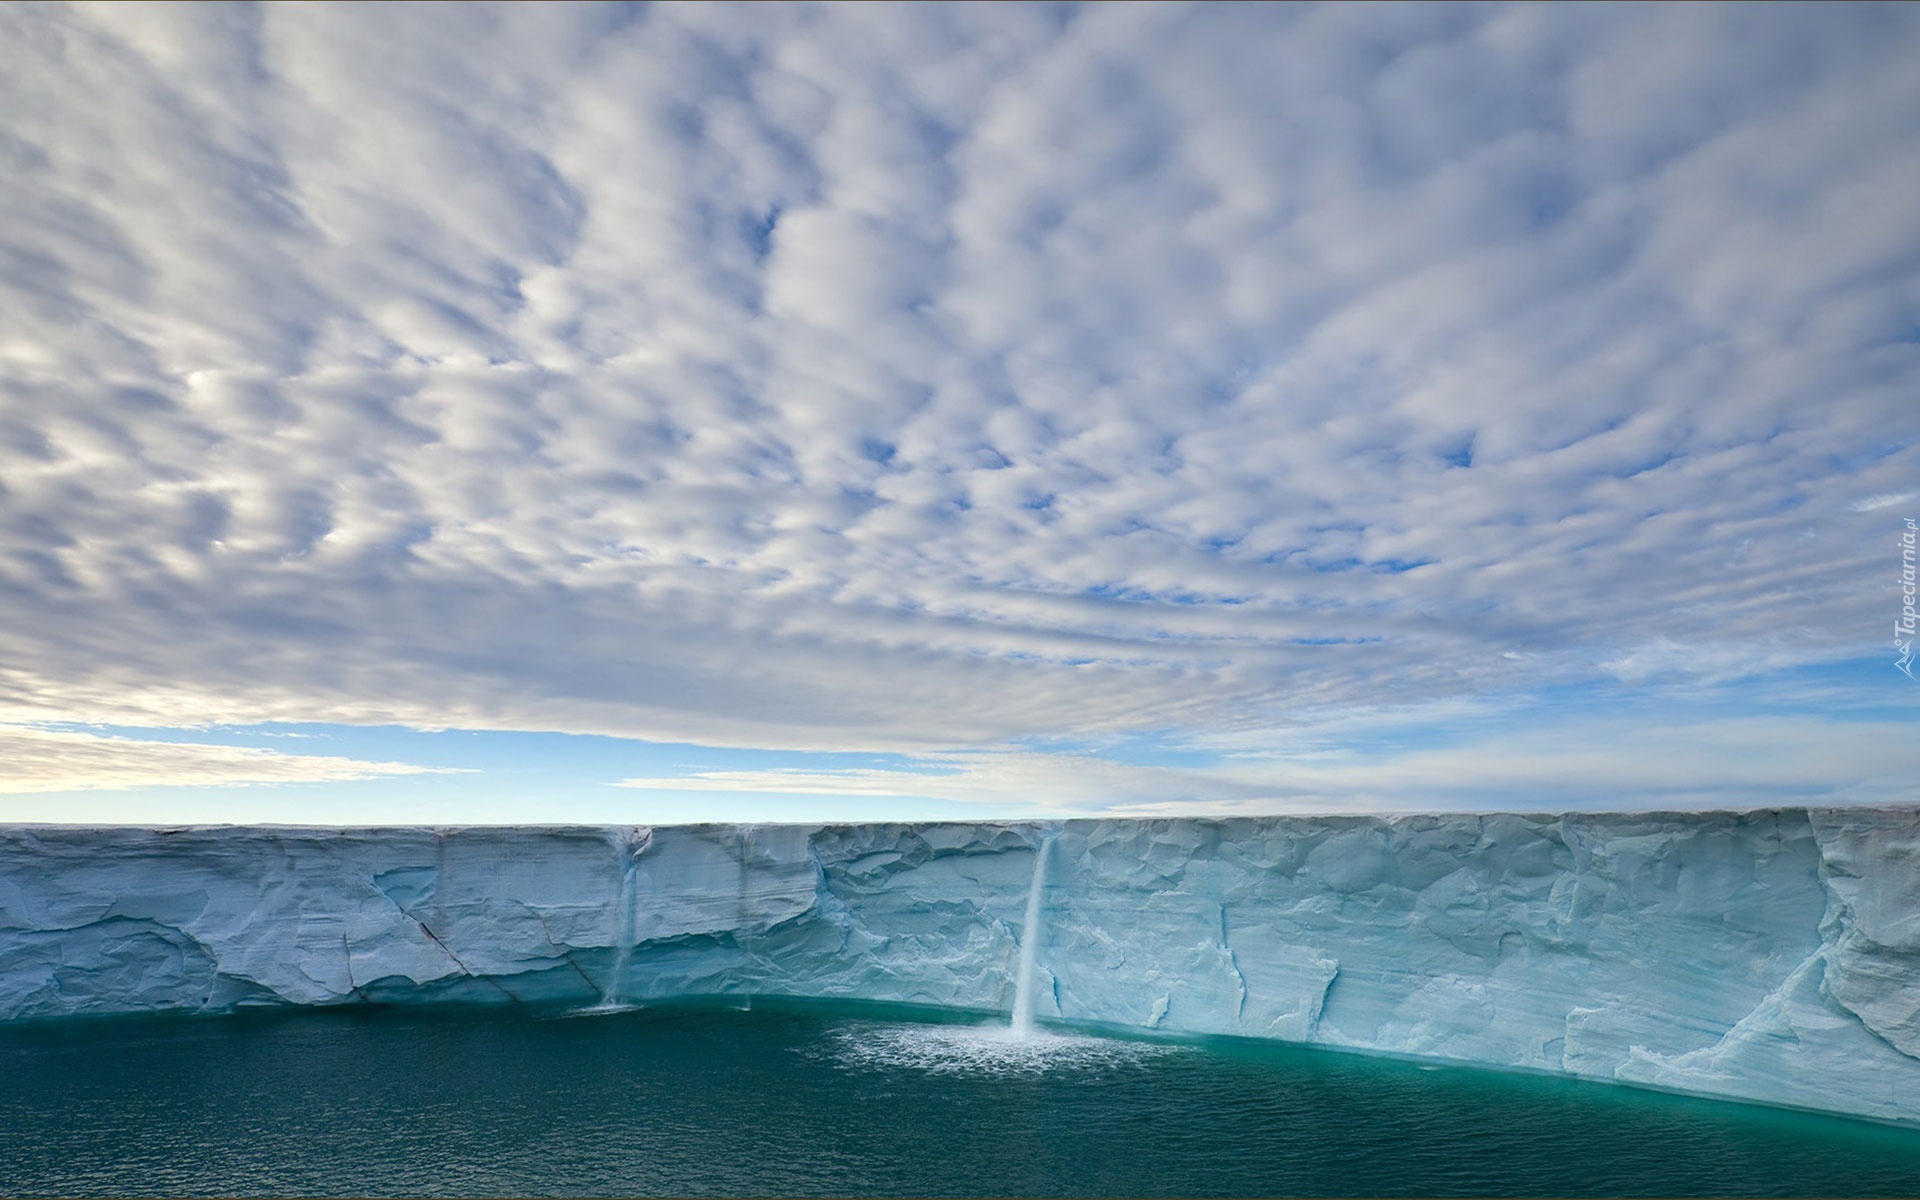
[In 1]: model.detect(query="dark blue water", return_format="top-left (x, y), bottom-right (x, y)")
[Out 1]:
top-left (1, 1000), bottom-right (1916, 1197)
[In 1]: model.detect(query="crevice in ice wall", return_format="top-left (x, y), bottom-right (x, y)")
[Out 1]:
top-left (416, 916), bottom-right (514, 1000)
top-left (1218, 905), bottom-right (1249, 1025)
top-left (737, 826), bottom-right (754, 989)
top-left (370, 864), bottom-right (458, 993)
top-left (1807, 809), bottom-right (1920, 1063)
top-left (527, 907), bottom-right (600, 992)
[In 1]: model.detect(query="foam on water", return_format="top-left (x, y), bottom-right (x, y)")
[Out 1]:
top-left (553, 1001), bottom-right (645, 1019)
top-left (819, 1020), bottom-right (1186, 1076)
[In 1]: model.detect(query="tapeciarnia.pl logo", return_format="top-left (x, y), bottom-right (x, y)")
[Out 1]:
top-left (1899, 517), bottom-right (1917, 679)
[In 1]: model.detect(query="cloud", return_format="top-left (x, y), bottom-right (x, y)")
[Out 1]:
top-left (1180, 713), bottom-right (1920, 813)
top-left (0, 2), bottom-right (1914, 772)
top-left (617, 711), bottom-right (1919, 816)
top-left (0, 725), bottom-right (465, 794)
top-left (614, 750), bottom-right (1269, 813)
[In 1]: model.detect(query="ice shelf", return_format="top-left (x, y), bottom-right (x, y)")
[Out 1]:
top-left (2, 811), bottom-right (1916, 1124)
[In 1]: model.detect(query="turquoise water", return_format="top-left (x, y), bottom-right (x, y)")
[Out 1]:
top-left (2, 1001), bottom-right (1917, 1197)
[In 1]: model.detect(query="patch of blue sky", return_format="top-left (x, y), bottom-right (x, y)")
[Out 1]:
top-left (1652, 658), bottom-right (1920, 722)
top-left (1082, 581), bottom-right (1250, 607)
top-left (994, 731), bottom-right (1230, 772)
top-left (1345, 660), bottom-right (1920, 749)
top-left (1308, 556), bottom-right (1364, 573)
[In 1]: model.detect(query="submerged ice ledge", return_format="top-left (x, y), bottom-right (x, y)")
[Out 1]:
top-left (2, 811), bottom-right (1917, 1124)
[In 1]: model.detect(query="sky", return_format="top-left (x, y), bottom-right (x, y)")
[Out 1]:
top-left (1, 1), bottom-right (1916, 825)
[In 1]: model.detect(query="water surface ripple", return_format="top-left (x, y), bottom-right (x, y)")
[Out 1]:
top-left (1, 1002), bottom-right (1915, 1197)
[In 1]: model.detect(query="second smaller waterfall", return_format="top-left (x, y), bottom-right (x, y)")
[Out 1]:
top-left (1009, 832), bottom-right (1056, 1038)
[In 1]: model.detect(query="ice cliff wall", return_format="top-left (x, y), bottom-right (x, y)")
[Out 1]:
top-left (2, 811), bottom-right (1917, 1125)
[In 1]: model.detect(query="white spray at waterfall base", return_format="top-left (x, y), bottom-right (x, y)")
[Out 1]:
top-left (821, 830), bottom-right (1137, 1073)
top-left (823, 1020), bottom-right (1184, 1075)
top-left (1010, 831), bottom-right (1056, 1038)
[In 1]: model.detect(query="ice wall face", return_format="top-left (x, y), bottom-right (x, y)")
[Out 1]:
top-left (2, 812), bottom-right (1917, 1124)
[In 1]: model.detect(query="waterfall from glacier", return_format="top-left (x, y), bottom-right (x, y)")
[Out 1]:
top-left (598, 829), bottom-right (641, 1010)
top-left (1010, 832), bottom-right (1056, 1038)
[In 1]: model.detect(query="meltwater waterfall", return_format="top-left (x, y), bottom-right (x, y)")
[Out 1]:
top-left (597, 829), bottom-right (642, 1010)
top-left (1009, 832), bottom-right (1055, 1038)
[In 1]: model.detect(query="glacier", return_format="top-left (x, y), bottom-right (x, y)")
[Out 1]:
top-left (2, 810), bottom-right (1917, 1125)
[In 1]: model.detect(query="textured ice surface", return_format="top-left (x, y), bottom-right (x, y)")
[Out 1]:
top-left (2, 812), bottom-right (1917, 1123)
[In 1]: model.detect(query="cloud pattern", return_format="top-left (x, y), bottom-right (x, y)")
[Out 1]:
top-left (1, 3), bottom-right (1916, 799)
top-left (0, 724), bottom-right (463, 795)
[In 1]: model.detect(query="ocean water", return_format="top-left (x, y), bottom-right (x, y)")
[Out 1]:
top-left (1, 1000), bottom-right (1917, 1197)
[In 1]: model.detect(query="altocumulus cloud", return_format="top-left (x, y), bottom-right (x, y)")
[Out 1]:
top-left (0, 726), bottom-right (466, 795)
top-left (0, 3), bottom-right (1917, 806)
top-left (612, 713), bottom-right (1920, 815)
